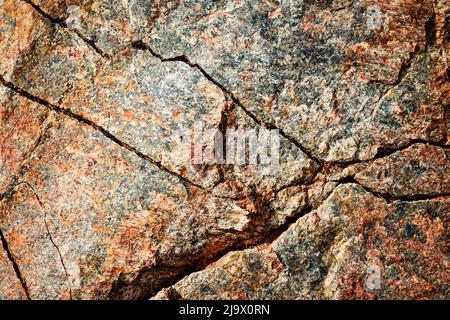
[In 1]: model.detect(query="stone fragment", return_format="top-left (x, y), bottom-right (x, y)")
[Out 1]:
top-left (169, 244), bottom-right (284, 300)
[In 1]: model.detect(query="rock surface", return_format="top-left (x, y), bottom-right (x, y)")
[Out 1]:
top-left (0, 0), bottom-right (449, 300)
top-left (157, 184), bottom-right (449, 300)
top-left (355, 143), bottom-right (450, 198)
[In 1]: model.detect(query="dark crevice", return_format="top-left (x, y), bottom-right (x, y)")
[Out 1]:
top-left (23, 182), bottom-right (73, 300)
top-left (425, 13), bottom-right (437, 49)
top-left (363, 187), bottom-right (450, 203)
top-left (111, 183), bottom-right (316, 300)
top-left (0, 75), bottom-right (204, 190)
top-left (0, 228), bottom-right (31, 299)
top-left (211, 97), bottom-right (235, 189)
top-left (336, 178), bottom-right (450, 203)
top-left (372, 139), bottom-right (448, 160)
top-left (23, 0), bottom-right (109, 58)
top-left (0, 182), bottom-right (20, 204)
top-left (259, 201), bottom-right (312, 246)
top-left (273, 163), bottom-right (324, 195)
top-left (164, 287), bottom-right (183, 300)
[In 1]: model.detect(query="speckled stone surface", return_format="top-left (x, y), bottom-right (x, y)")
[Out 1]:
top-left (355, 143), bottom-right (450, 198)
top-left (0, 0), bottom-right (449, 300)
top-left (144, 0), bottom-right (448, 162)
top-left (0, 238), bottom-right (27, 299)
top-left (0, 0), bottom-right (102, 105)
top-left (62, 48), bottom-right (227, 189)
top-left (0, 87), bottom-right (49, 195)
top-left (30, 0), bottom-right (182, 56)
top-left (158, 184), bottom-right (449, 300)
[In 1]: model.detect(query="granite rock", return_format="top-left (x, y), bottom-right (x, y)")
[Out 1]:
top-left (158, 184), bottom-right (449, 300)
top-left (355, 143), bottom-right (450, 198)
top-left (145, 0), bottom-right (448, 162)
top-left (0, 0), bottom-right (448, 300)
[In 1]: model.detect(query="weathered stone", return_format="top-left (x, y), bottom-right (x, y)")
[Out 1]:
top-left (145, 0), bottom-right (447, 162)
top-left (355, 144), bottom-right (450, 198)
top-left (0, 0), bottom-right (448, 301)
top-left (0, 238), bottom-right (27, 299)
top-left (0, 0), bottom-right (102, 105)
top-left (160, 184), bottom-right (449, 300)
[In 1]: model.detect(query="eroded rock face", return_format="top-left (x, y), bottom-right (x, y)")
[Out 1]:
top-left (355, 144), bottom-right (450, 198)
top-left (0, 237), bottom-right (27, 299)
top-left (0, 0), bottom-right (449, 300)
top-left (157, 185), bottom-right (449, 300)
top-left (145, 0), bottom-right (448, 162)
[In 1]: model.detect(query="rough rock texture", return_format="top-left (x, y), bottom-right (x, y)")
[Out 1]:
top-left (355, 144), bottom-right (450, 198)
top-left (156, 184), bottom-right (449, 300)
top-left (144, 0), bottom-right (448, 162)
top-left (0, 0), bottom-right (449, 300)
top-left (0, 233), bottom-right (28, 299)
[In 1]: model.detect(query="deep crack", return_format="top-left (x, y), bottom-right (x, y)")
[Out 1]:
top-left (0, 75), bottom-right (204, 190)
top-left (23, 182), bottom-right (73, 300)
top-left (23, 0), bottom-right (109, 58)
top-left (0, 227), bottom-right (31, 299)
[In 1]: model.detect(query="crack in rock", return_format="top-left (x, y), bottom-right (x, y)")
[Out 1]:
top-left (0, 227), bottom-right (31, 299)
top-left (23, 0), bottom-right (109, 58)
top-left (1, 0), bottom-right (448, 300)
top-left (0, 75), bottom-right (204, 190)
